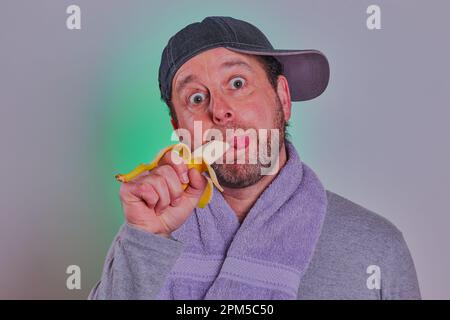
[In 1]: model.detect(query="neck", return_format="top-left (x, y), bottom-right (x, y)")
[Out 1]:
top-left (222, 142), bottom-right (288, 222)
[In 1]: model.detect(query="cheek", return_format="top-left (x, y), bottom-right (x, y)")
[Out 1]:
top-left (237, 97), bottom-right (274, 126)
top-left (176, 113), bottom-right (216, 146)
top-left (176, 108), bottom-right (202, 130)
top-left (238, 105), bottom-right (261, 123)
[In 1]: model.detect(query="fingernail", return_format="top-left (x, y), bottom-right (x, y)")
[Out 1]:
top-left (182, 172), bottom-right (189, 183)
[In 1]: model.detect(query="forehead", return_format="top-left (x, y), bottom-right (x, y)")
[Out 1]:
top-left (172, 47), bottom-right (261, 89)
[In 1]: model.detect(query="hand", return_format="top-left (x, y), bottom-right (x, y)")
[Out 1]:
top-left (119, 150), bottom-right (207, 237)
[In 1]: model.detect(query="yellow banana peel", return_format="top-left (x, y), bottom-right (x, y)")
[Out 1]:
top-left (115, 143), bottom-right (224, 208)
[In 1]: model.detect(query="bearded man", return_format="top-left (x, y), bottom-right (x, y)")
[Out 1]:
top-left (89, 16), bottom-right (420, 300)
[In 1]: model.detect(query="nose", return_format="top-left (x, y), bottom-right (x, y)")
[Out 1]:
top-left (209, 92), bottom-right (234, 126)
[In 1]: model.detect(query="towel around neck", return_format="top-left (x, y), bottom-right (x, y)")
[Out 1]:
top-left (156, 140), bottom-right (328, 299)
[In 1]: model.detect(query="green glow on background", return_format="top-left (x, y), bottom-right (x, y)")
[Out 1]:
top-left (98, 44), bottom-right (173, 226)
top-left (92, 2), bottom-right (318, 228)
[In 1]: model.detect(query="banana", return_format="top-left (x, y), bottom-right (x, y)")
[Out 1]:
top-left (115, 142), bottom-right (227, 208)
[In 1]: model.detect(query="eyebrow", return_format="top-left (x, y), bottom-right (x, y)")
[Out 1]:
top-left (175, 74), bottom-right (199, 95)
top-left (175, 59), bottom-right (254, 95)
top-left (220, 59), bottom-right (253, 73)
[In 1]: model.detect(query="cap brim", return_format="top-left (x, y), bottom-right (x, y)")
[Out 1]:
top-left (225, 47), bottom-right (330, 102)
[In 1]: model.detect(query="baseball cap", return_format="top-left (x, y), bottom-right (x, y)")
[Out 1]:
top-left (158, 16), bottom-right (330, 103)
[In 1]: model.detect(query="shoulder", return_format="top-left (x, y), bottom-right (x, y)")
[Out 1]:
top-left (320, 190), bottom-right (415, 267)
top-left (323, 190), bottom-right (404, 246)
top-left (298, 190), bottom-right (420, 299)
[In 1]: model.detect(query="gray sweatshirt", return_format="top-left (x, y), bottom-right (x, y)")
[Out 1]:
top-left (89, 190), bottom-right (421, 300)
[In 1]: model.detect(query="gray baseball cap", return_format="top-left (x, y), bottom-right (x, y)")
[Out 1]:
top-left (159, 16), bottom-right (330, 103)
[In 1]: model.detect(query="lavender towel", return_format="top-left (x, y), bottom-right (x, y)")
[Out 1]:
top-left (156, 141), bottom-right (328, 300)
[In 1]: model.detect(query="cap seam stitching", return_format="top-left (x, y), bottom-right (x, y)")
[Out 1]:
top-left (209, 17), bottom-right (233, 42)
top-left (217, 17), bottom-right (239, 42)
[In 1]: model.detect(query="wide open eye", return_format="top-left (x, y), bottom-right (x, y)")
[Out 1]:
top-left (189, 92), bottom-right (207, 105)
top-left (229, 77), bottom-right (246, 90)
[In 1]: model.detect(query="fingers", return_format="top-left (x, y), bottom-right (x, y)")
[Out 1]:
top-left (120, 167), bottom-right (178, 213)
top-left (121, 181), bottom-right (158, 209)
top-left (159, 151), bottom-right (189, 184)
top-left (151, 165), bottom-right (184, 210)
top-left (120, 157), bottom-right (208, 215)
top-left (127, 164), bottom-right (182, 213)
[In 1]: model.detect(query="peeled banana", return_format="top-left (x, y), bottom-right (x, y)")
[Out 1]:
top-left (115, 143), bottom-right (225, 208)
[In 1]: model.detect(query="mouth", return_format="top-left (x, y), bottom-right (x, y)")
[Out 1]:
top-left (206, 134), bottom-right (250, 151)
top-left (205, 133), bottom-right (253, 165)
top-left (227, 134), bottom-right (250, 150)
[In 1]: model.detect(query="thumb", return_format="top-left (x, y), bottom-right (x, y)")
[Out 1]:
top-left (183, 168), bottom-right (207, 199)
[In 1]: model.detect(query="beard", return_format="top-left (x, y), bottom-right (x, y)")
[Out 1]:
top-left (210, 95), bottom-right (286, 188)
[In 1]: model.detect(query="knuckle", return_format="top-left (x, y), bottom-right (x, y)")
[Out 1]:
top-left (162, 164), bottom-right (175, 176)
top-left (153, 164), bottom-right (171, 177)
top-left (150, 174), bottom-right (165, 190)
top-left (138, 182), bottom-right (149, 193)
top-left (119, 182), bottom-right (132, 199)
top-left (119, 183), bottom-right (127, 195)
top-left (156, 165), bottom-right (180, 185)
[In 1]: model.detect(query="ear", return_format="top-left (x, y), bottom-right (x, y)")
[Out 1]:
top-left (276, 75), bottom-right (292, 122)
top-left (170, 117), bottom-right (178, 130)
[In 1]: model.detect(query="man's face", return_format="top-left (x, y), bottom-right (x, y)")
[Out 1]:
top-left (171, 47), bottom-right (291, 188)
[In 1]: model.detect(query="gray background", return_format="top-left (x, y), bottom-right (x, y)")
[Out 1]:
top-left (1, 0), bottom-right (449, 299)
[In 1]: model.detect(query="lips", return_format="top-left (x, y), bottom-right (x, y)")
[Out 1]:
top-left (231, 134), bottom-right (250, 150)
top-left (205, 133), bottom-right (252, 159)
top-left (204, 134), bottom-right (253, 164)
